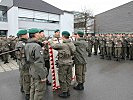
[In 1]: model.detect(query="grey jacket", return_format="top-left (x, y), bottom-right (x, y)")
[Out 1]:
top-left (73, 38), bottom-right (88, 64)
top-left (25, 38), bottom-right (47, 80)
top-left (50, 39), bottom-right (76, 66)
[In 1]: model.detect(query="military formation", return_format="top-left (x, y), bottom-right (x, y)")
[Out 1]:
top-left (86, 33), bottom-right (133, 61)
top-left (0, 35), bottom-right (17, 64)
top-left (1, 30), bottom-right (133, 100)
top-left (11, 28), bottom-right (88, 100)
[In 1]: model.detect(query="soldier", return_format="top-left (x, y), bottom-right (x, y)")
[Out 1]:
top-left (121, 34), bottom-right (128, 60)
top-left (99, 35), bottom-right (106, 59)
top-left (39, 29), bottom-right (51, 86)
top-left (9, 36), bottom-right (17, 60)
top-left (15, 30), bottom-right (30, 100)
top-left (49, 31), bottom-right (76, 98)
top-left (25, 28), bottom-right (47, 100)
top-left (54, 29), bottom-right (60, 43)
top-left (128, 34), bottom-right (133, 60)
top-left (73, 31), bottom-right (88, 91)
top-left (0, 37), bottom-right (3, 60)
top-left (114, 34), bottom-right (123, 61)
top-left (93, 34), bottom-right (99, 55)
top-left (1, 36), bottom-right (10, 64)
top-left (106, 35), bottom-right (113, 60)
top-left (86, 34), bottom-right (93, 57)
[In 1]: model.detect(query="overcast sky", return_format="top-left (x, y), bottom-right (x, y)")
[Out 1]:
top-left (43, 0), bottom-right (132, 15)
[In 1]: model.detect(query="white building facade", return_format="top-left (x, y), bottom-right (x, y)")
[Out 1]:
top-left (0, 0), bottom-right (74, 36)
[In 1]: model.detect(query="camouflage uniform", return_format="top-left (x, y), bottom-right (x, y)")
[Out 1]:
top-left (1, 37), bottom-right (10, 64)
top-left (73, 37), bottom-right (88, 90)
top-left (128, 36), bottom-right (133, 60)
top-left (114, 38), bottom-right (123, 61)
top-left (106, 37), bottom-right (113, 60)
top-left (50, 39), bottom-right (75, 94)
top-left (121, 37), bottom-right (128, 60)
top-left (9, 37), bottom-right (17, 59)
top-left (39, 37), bottom-right (51, 85)
top-left (0, 38), bottom-right (3, 60)
top-left (86, 36), bottom-right (93, 57)
top-left (99, 37), bottom-right (106, 59)
top-left (25, 38), bottom-right (47, 100)
top-left (15, 38), bottom-right (30, 98)
top-left (93, 36), bottom-right (99, 55)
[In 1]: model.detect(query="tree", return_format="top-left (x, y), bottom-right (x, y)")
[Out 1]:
top-left (74, 8), bottom-right (94, 35)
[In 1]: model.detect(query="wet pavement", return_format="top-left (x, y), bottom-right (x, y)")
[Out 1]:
top-left (0, 55), bottom-right (133, 100)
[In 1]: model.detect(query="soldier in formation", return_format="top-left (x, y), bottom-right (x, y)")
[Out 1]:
top-left (86, 33), bottom-right (133, 61)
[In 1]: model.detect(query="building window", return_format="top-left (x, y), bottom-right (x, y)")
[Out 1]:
top-left (48, 20), bottom-right (59, 24)
top-left (0, 11), bottom-right (7, 22)
top-left (34, 19), bottom-right (48, 23)
top-left (18, 17), bottom-right (60, 24)
top-left (18, 17), bottom-right (33, 21)
top-left (0, 30), bottom-right (7, 36)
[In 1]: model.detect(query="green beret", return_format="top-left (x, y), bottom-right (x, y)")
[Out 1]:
top-left (39, 29), bottom-right (44, 33)
top-left (17, 29), bottom-right (27, 37)
top-left (55, 29), bottom-right (60, 33)
top-left (28, 28), bottom-right (39, 34)
top-left (77, 31), bottom-right (84, 35)
top-left (62, 31), bottom-right (70, 37)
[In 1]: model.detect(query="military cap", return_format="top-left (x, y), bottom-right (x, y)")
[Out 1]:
top-left (17, 29), bottom-right (27, 37)
top-left (77, 31), bottom-right (84, 35)
top-left (39, 29), bottom-right (44, 33)
top-left (55, 29), bottom-right (60, 33)
top-left (28, 28), bottom-right (39, 34)
top-left (62, 31), bottom-right (70, 37)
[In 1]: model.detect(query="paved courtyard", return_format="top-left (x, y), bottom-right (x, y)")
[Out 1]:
top-left (0, 55), bottom-right (133, 100)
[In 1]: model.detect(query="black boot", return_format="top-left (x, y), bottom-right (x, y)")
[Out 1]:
top-left (46, 80), bottom-right (51, 86)
top-left (100, 56), bottom-right (104, 59)
top-left (80, 83), bottom-right (84, 90)
top-left (20, 86), bottom-right (24, 93)
top-left (73, 84), bottom-right (80, 90)
top-left (67, 90), bottom-right (70, 97)
top-left (25, 94), bottom-right (30, 100)
top-left (58, 92), bottom-right (68, 98)
top-left (4, 61), bottom-right (9, 64)
top-left (73, 84), bottom-right (84, 90)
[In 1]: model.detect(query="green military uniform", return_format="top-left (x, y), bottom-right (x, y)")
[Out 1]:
top-left (15, 30), bottom-right (30, 100)
top-left (99, 37), bottom-right (106, 59)
top-left (9, 37), bottom-right (17, 60)
top-left (0, 38), bottom-right (3, 60)
top-left (25, 28), bottom-right (47, 100)
top-left (121, 37), bottom-right (128, 60)
top-left (114, 38), bottom-right (122, 61)
top-left (106, 37), bottom-right (113, 60)
top-left (128, 36), bottom-right (133, 60)
top-left (38, 29), bottom-right (51, 85)
top-left (73, 31), bottom-right (88, 90)
top-left (50, 31), bottom-right (76, 98)
top-left (86, 35), bottom-right (93, 57)
top-left (1, 37), bottom-right (10, 64)
top-left (93, 36), bottom-right (99, 55)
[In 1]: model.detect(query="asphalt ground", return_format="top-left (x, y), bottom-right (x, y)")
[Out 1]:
top-left (0, 55), bottom-right (133, 100)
